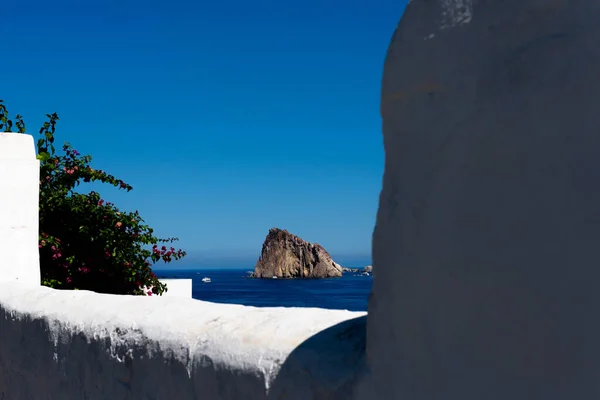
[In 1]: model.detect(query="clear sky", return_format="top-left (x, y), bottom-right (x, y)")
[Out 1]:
top-left (2, 0), bottom-right (408, 268)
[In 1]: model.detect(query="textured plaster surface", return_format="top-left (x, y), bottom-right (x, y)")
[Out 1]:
top-left (361, 0), bottom-right (600, 399)
top-left (0, 133), bottom-right (40, 285)
top-left (0, 282), bottom-right (366, 399)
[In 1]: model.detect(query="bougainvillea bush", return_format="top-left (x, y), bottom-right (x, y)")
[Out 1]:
top-left (0, 100), bottom-right (185, 295)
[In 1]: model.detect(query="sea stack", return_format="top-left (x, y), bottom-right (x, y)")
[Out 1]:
top-left (252, 228), bottom-right (342, 278)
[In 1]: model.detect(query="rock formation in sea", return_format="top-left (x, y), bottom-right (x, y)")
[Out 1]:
top-left (252, 228), bottom-right (343, 279)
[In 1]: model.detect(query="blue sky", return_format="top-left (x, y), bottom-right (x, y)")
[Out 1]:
top-left (2, 0), bottom-right (407, 268)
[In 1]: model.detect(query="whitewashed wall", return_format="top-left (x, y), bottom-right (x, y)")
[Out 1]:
top-left (0, 133), bottom-right (367, 399)
top-left (0, 133), bottom-right (40, 284)
top-left (359, 1), bottom-right (600, 399)
top-left (0, 282), bottom-right (366, 399)
top-left (160, 278), bottom-right (193, 298)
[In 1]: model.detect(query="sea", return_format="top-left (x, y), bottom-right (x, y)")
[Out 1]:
top-left (155, 268), bottom-right (372, 312)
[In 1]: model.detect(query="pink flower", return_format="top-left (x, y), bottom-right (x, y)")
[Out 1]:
top-left (66, 277), bottom-right (72, 284)
top-left (115, 222), bottom-right (122, 228)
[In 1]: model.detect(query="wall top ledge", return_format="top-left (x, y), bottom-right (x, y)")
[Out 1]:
top-left (0, 282), bottom-right (366, 398)
top-left (0, 133), bottom-right (36, 160)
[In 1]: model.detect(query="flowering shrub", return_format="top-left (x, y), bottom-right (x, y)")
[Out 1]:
top-left (0, 100), bottom-right (186, 295)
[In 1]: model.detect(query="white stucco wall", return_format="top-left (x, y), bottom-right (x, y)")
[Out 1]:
top-left (0, 282), bottom-right (366, 399)
top-left (160, 278), bottom-right (192, 298)
top-left (360, 1), bottom-right (600, 399)
top-left (0, 132), bottom-right (40, 285)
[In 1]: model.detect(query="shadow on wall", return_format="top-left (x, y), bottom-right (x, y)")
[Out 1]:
top-left (269, 315), bottom-right (367, 399)
top-left (0, 295), bottom-right (366, 400)
top-left (0, 309), bottom-right (262, 399)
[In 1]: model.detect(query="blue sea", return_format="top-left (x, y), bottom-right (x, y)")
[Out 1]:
top-left (155, 269), bottom-right (372, 312)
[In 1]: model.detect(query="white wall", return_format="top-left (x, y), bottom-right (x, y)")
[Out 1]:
top-left (0, 282), bottom-right (365, 399)
top-left (360, 1), bottom-right (600, 399)
top-left (0, 133), bottom-right (368, 399)
top-left (160, 278), bottom-right (192, 298)
top-left (0, 133), bottom-right (40, 284)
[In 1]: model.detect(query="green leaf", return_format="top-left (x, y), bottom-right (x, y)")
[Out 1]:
top-left (36, 152), bottom-right (51, 162)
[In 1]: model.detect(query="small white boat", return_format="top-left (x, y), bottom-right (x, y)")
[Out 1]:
top-left (272, 276), bottom-right (278, 279)
top-left (201, 277), bottom-right (211, 283)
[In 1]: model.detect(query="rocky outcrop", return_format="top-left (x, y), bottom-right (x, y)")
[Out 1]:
top-left (252, 228), bottom-right (343, 279)
top-left (363, 265), bottom-right (372, 273)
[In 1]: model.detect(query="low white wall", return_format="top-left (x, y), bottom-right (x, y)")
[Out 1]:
top-left (0, 282), bottom-right (366, 399)
top-left (0, 133), bottom-right (40, 284)
top-left (160, 279), bottom-right (192, 298)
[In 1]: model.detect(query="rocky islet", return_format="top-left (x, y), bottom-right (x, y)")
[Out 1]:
top-left (251, 228), bottom-right (343, 279)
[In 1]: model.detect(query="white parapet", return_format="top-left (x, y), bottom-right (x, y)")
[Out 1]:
top-left (0, 282), bottom-right (366, 399)
top-left (159, 278), bottom-right (193, 298)
top-left (0, 133), bottom-right (40, 285)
